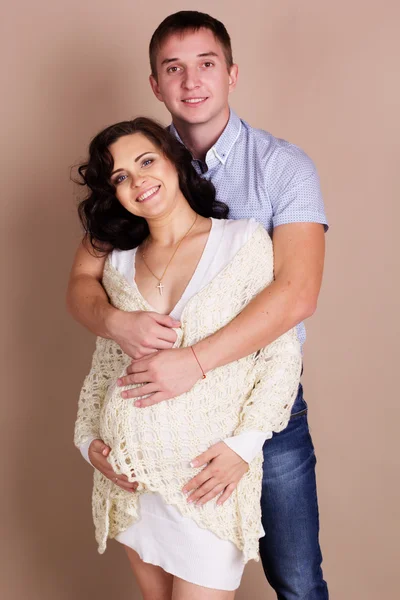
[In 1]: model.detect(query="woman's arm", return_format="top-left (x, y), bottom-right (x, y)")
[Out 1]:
top-left (181, 325), bottom-right (302, 506)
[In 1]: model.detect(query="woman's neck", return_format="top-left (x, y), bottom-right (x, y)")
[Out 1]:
top-left (146, 204), bottom-right (200, 247)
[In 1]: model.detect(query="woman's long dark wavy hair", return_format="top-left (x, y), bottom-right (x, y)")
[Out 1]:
top-left (76, 117), bottom-right (229, 252)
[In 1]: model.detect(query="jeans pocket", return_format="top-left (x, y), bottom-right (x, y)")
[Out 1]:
top-left (290, 386), bottom-right (308, 420)
top-left (290, 407), bottom-right (308, 420)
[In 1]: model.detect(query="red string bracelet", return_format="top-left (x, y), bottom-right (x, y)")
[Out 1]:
top-left (190, 346), bottom-right (207, 379)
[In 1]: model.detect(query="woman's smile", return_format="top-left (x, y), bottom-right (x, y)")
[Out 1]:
top-left (136, 185), bottom-right (161, 203)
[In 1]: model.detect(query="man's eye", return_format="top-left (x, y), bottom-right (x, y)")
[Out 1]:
top-left (167, 66), bottom-right (181, 73)
top-left (203, 62), bottom-right (214, 68)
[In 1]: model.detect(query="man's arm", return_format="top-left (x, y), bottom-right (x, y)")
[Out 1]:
top-left (66, 241), bottom-right (113, 338)
top-left (66, 241), bottom-right (180, 357)
top-left (119, 221), bottom-right (325, 404)
top-left (195, 221), bottom-right (325, 370)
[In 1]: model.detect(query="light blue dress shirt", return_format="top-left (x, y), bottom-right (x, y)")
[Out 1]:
top-left (169, 110), bottom-right (328, 346)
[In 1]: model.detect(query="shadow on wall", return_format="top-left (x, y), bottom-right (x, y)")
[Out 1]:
top-left (11, 37), bottom-right (141, 600)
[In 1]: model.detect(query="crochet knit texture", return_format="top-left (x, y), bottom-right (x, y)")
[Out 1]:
top-left (74, 225), bottom-right (302, 562)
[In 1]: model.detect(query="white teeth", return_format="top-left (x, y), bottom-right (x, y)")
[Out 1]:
top-left (137, 186), bottom-right (159, 202)
top-left (183, 98), bottom-right (206, 103)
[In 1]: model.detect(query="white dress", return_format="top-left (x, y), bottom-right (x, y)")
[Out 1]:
top-left (80, 218), bottom-right (271, 590)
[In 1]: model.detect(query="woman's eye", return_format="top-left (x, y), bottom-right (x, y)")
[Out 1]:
top-left (142, 159), bottom-right (153, 167)
top-left (114, 174), bottom-right (127, 185)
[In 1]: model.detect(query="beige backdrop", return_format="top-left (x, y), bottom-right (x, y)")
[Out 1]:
top-left (1, 1), bottom-right (399, 598)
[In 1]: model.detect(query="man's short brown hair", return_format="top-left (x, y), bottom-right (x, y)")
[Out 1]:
top-left (149, 11), bottom-right (233, 78)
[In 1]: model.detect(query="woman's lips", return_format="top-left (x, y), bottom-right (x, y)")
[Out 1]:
top-left (136, 185), bottom-right (161, 202)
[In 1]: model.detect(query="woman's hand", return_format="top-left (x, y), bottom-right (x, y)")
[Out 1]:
top-left (88, 439), bottom-right (138, 493)
top-left (182, 441), bottom-right (249, 506)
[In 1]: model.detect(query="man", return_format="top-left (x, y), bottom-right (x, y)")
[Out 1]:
top-left (68, 11), bottom-right (329, 599)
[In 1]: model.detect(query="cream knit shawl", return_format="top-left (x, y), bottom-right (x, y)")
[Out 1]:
top-left (74, 224), bottom-right (302, 562)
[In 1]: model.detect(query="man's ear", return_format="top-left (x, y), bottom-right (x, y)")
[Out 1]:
top-left (149, 74), bottom-right (163, 102)
top-left (228, 64), bottom-right (239, 93)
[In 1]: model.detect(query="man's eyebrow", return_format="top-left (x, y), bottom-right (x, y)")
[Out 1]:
top-left (111, 152), bottom-right (153, 175)
top-left (197, 52), bottom-right (219, 58)
top-left (161, 51), bottom-right (219, 66)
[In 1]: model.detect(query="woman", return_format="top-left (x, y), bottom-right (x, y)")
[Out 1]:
top-left (74, 117), bottom-right (302, 600)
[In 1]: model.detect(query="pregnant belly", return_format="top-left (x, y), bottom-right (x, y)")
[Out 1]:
top-left (100, 378), bottom-right (240, 484)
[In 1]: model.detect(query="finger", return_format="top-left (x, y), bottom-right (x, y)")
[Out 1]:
top-left (106, 470), bottom-right (136, 487)
top-left (122, 384), bottom-right (158, 400)
top-left (216, 483), bottom-right (237, 505)
top-left (183, 469), bottom-right (213, 494)
top-left (126, 359), bottom-right (152, 374)
top-left (190, 447), bottom-right (219, 468)
top-left (90, 441), bottom-right (111, 460)
top-left (113, 477), bottom-right (138, 492)
top-left (196, 483), bottom-right (226, 506)
top-left (151, 313), bottom-right (181, 330)
top-left (134, 392), bottom-right (169, 408)
top-left (187, 478), bottom-right (218, 504)
top-left (151, 340), bottom-right (176, 352)
top-left (90, 439), bottom-right (108, 452)
top-left (118, 372), bottom-right (150, 386)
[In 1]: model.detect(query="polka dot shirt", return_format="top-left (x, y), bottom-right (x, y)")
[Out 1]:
top-left (169, 110), bottom-right (328, 346)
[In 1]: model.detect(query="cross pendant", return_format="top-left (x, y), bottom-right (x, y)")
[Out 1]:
top-left (156, 281), bottom-right (165, 296)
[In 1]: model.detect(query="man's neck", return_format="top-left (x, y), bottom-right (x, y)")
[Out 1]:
top-left (172, 107), bottom-right (230, 162)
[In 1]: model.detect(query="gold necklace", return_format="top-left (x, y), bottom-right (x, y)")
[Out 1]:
top-left (141, 214), bottom-right (198, 295)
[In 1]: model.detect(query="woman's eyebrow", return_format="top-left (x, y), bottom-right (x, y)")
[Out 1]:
top-left (134, 151), bottom-right (153, 163)
top-left (111, 152), bottom-right (153, 176)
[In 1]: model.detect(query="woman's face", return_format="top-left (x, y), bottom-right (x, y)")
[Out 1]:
top-left (109, 132), bottom-right (182, 220)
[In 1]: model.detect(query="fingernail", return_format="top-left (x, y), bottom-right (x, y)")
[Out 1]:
top-left (117, 379), bottom-right (122, 386)
top-left (121, 391), bottom-right (127, 398)
top-left (102, 449), bottom-right (107, 455)
top-left (134, 401), bottom-right (141, 407)
top-left (190, 460), bottom-right (198, 468)
top-left (187, 497), bottom-right (194, 504)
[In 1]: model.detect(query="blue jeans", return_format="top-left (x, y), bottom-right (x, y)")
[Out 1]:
top-left (259, 384), bottom-right (329, 599)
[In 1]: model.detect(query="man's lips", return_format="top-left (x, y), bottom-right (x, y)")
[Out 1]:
top-left (181, 97), bottom-right (208, 106)
top-left (136, 185), bottom-right (161, 202)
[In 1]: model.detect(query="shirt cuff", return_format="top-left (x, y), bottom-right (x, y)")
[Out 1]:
top-left (224, 430), bottom-right (272, 464)
top-left (79, 437), bottom-right (97, 467)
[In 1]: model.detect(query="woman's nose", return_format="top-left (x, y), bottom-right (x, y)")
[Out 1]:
top-left (131, 174), bottom-right (146, 189)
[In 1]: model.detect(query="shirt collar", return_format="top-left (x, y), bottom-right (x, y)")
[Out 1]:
top-left (169, 109), bottom-right (242, 168)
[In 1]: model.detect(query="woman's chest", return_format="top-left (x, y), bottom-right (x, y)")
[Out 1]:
top-left (134, 237), bottom-right (209, 315)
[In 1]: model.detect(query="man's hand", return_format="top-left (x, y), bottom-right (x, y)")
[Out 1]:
top-left (108, 310), bottom-right (181, 359)
top-left (117, 347), bottom-right (203, 406)
top-left (182, 442), bottom-right (249, 506)
top-left (88, 439), bottom-right (138, 493)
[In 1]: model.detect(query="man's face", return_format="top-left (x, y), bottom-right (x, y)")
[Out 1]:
top-left (150, 28), bottom-right (238, 127)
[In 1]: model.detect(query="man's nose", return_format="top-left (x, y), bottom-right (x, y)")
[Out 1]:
top-left (182, 67), bottom-right (200, 90)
